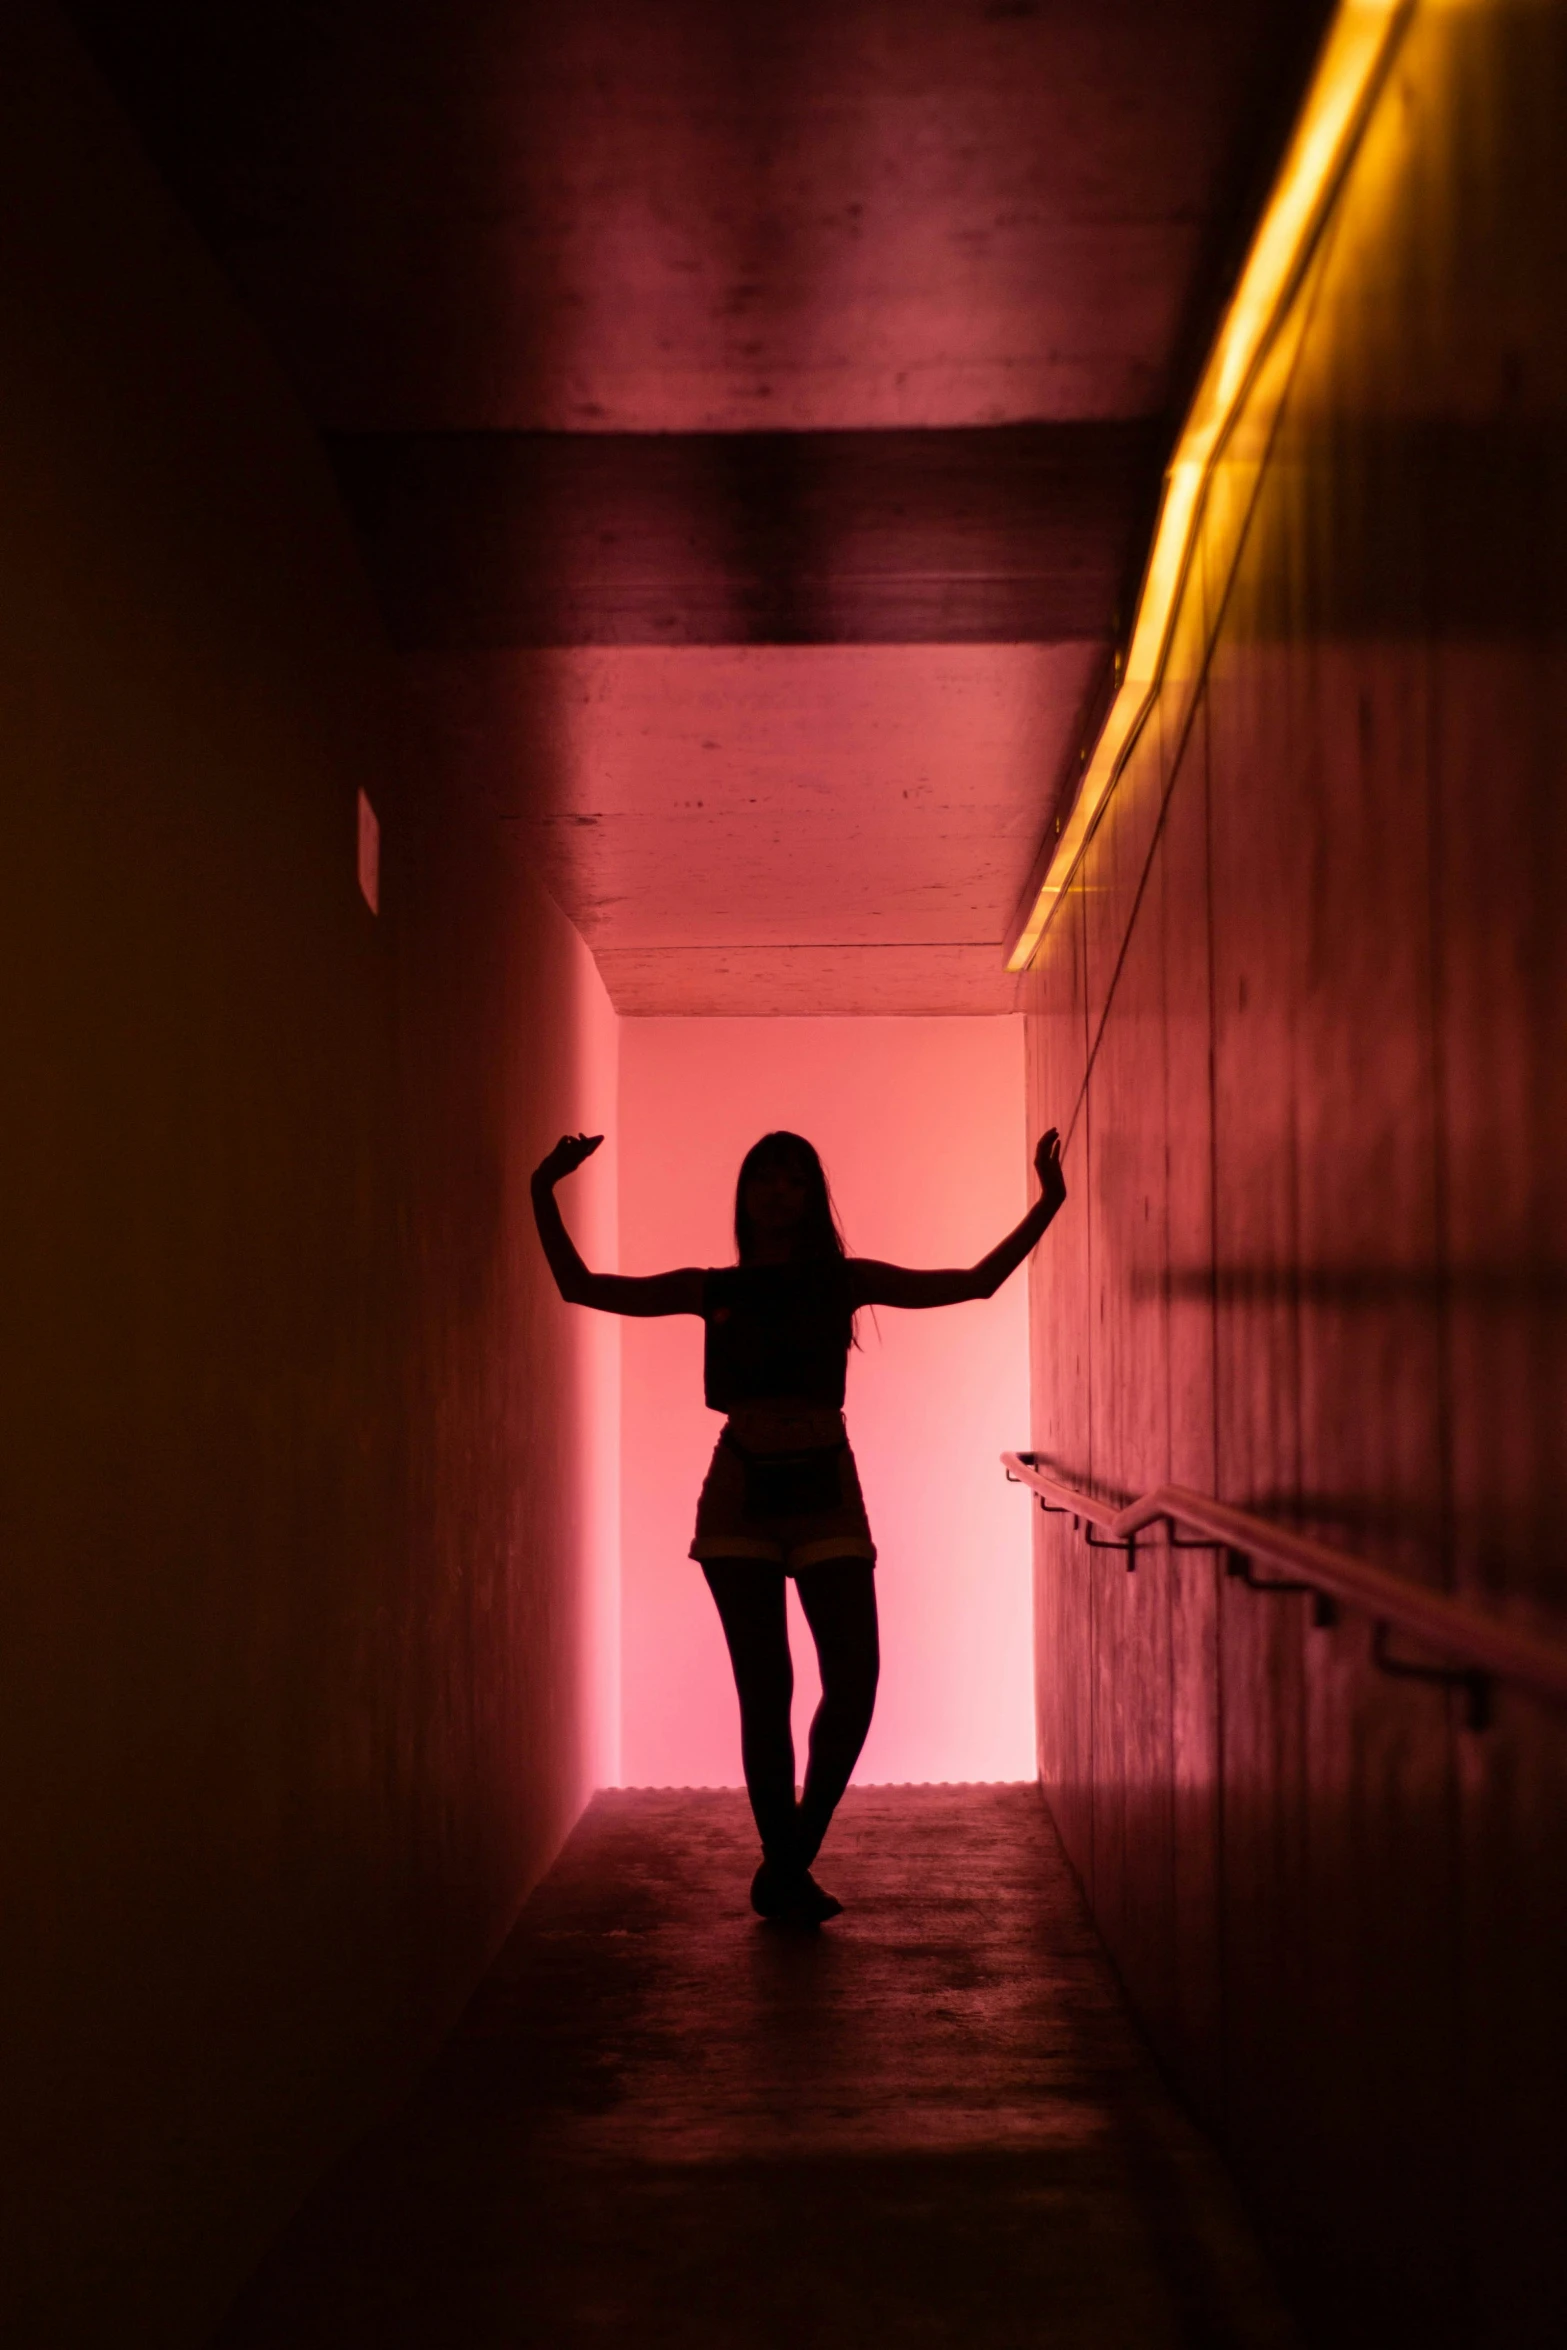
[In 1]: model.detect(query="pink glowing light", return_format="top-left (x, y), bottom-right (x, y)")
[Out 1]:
top-left (616, 1015), bottom-right (1034, 1789)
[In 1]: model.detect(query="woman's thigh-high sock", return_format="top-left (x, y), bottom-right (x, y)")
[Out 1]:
top-left (792, 1563), bottom-right (879, 1868)
top-left (702, 1563), bottom-right (798, 1866)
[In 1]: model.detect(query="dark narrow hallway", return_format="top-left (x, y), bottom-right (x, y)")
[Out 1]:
top-left (5, 1), bottom-right (1566, 2344)
top-left (217, 1788), bottom-right (1295, 2350)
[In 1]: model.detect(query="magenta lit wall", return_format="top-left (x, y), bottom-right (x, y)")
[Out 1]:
top-left (617, 1016), bottom-right (1033, 1790)
top-left (1021, 7), bottom-right (1567, 2341)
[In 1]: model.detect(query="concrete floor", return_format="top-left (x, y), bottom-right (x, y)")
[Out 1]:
top-left (216, 1786), bottom-right (1299, 2349)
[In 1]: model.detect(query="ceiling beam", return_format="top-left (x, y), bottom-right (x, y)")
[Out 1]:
top-left (327, 422), bottom-right (1161, 649)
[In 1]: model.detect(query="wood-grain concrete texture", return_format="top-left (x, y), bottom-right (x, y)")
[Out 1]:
top-left (64, 0), bottom-right (1330, 1010)
top-left (216, 1786), bottom-right (1298, 2350)
top-left (1021, 5), bottom-right (1567, 2343)
top-left (0, 12), bottom-right (619, 2341)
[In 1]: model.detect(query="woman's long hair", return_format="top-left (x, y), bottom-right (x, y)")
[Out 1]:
top-left (733, 1131), bottom-right (847, 1267)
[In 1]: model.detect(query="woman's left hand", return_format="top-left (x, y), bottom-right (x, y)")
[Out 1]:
top-left (1034, 1128), bottom-right (1066, 1214)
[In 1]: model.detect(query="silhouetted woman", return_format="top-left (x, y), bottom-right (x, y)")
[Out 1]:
top-left (532, 1125), bottom-right (1067, 1925)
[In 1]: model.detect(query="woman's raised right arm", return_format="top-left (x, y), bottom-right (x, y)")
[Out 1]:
top-left (531, 1134), bottom-right (706, 1317)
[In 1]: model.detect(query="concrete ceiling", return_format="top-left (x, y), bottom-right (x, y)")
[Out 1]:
top-left (68, 0), bottom-right (1329, 1012)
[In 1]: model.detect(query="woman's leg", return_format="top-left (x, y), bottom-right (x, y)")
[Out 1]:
top-left (701, 1562), bottom-right (798, 1867)
top-left (792, 1562), bottom-right (880, 1868)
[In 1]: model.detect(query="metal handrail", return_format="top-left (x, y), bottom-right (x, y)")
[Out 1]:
top-left (1002, 1452), bottom-right (1567, 1720)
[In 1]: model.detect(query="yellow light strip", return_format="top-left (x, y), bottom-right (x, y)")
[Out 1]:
top-left (1006, 0), bottom-right (1413, 972)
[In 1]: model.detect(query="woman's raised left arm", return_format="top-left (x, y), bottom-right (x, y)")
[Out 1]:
top-left (849, 1129), bottom-right (1066, 1310)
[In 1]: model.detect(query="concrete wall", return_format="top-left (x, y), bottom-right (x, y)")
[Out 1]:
top-left (1022, 4), bottom-right (1567, 2342)
top-left (0, 8), bottom-right (616, 2341)
top-left (618, 1016), bottom-right (1033, 1790)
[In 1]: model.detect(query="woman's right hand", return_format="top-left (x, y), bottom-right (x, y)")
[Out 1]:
top-left (533, 1132), bottom-right (603, 1189)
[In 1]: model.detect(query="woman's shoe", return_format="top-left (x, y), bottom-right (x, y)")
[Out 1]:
top-left (795, 1871), bottom-right (844, 1922)
top-left (750, 1858), bottom-right (798, 1917)
top-left (750, 1859), bottom-right (843, 1923)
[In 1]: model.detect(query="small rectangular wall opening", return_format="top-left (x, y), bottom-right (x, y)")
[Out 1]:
top-left (357, 788), bottom-right (380, 913)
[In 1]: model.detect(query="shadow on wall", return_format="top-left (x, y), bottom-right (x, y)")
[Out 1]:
top-left (0, 8), bottom-right (617, 2345)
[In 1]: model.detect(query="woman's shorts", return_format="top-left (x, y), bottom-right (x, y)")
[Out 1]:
top-left (690, 1430), bottom-right (876, 1574)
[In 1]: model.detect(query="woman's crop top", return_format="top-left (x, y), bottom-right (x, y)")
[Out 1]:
top-left (702, 1259), bottom-right (853, 1411)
